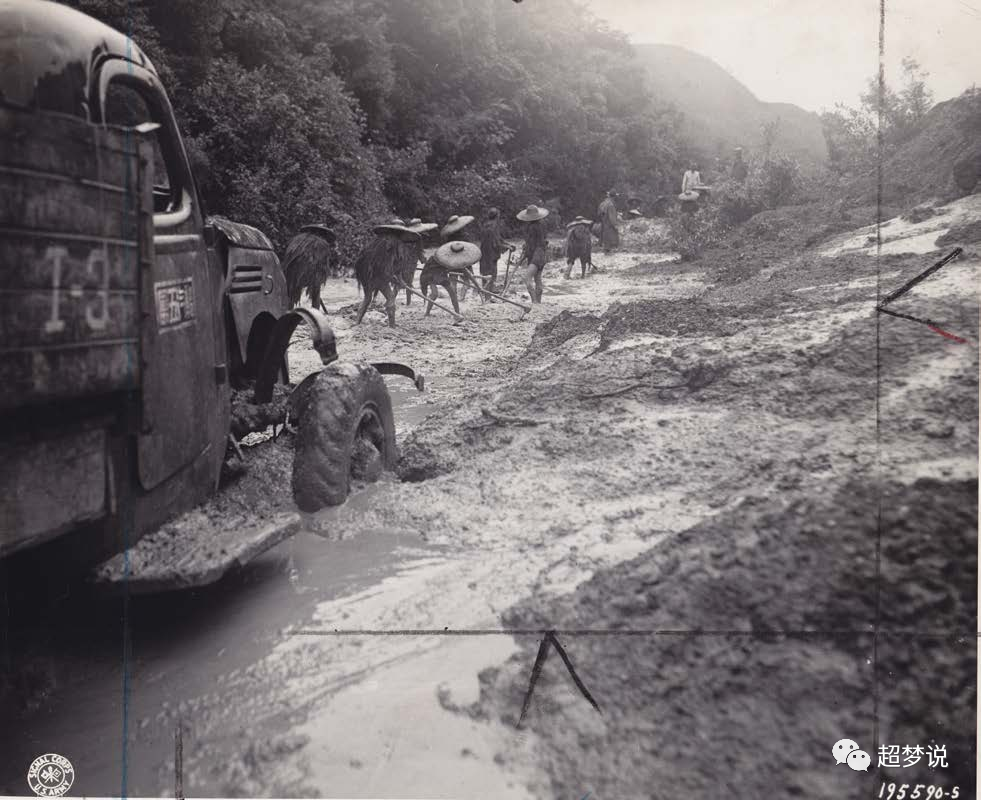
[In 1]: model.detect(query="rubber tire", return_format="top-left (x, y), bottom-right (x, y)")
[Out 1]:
top-left (291, 363), bottom-right (396, 512)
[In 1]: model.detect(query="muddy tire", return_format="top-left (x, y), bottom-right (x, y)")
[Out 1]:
top-left (291, 363), bottom-right (396, 512)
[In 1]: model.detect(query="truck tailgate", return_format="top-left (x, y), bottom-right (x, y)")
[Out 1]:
top-left (0, 426), bottom-right (107, 557)
top-left (0, 107), bottom-right (153, 411)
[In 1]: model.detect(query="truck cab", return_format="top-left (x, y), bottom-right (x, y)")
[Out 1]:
top-left (0, 1), bottom-right (296, 564)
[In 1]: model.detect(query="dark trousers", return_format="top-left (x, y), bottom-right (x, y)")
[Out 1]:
top-left (479, 259), bottom-right (498, 293)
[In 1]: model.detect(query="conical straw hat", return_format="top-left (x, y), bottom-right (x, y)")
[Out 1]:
top-left (435, 240), bottom-right (481, 270)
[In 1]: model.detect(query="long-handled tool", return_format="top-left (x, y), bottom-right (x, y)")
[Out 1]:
top-left (467, 268), bottom-right (488, 305)
top-left (465, 278), bottom-right (532, 318)
top-left (395, 278), bottom-right (464, 324)
top-left (454, 267), bottom-right (485, 304)
top-left (501, 246), bottom-right (516, 294)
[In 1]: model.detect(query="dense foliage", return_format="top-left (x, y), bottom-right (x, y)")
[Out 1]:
top-left (66, 0), bottom-right (689, 264)
top-left (820, 57), bottom-right (934, 178)
top-left (667, 154), bottom-right (805, 259)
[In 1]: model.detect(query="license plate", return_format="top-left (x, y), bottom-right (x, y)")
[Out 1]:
top-left (154, 277), bottom-right (195, 331)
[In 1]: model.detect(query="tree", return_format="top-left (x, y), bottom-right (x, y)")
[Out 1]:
top-left (899, 57), bottom-right (933, 126)
top-left (63, 0), bottom-right (688, 257)
top-left (821, 55), bottom-right (934, 175)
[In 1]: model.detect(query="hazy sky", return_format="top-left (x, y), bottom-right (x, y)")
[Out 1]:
top-left (581, 0), bottom-right (980, 112)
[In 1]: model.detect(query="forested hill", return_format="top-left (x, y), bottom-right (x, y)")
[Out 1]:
top-left (66, 0), bottom-right (695, 262)
top-left (634, 43), bottom-right (828, 166)
top-left (845, 88), bottom-right (981, 205)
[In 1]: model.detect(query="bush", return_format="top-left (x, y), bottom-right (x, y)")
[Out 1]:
top-left (708, 153), bottom-right (804, 229)
top-left (755, 155), bottom-right (802, 207)
top-left (711, 179), bottom-right (765, 226)
top-left (666, 208), bottom-right (729, 261)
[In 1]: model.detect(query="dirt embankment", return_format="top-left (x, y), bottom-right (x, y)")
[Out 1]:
top-left (475, 477), bottom-right (976, 799)
top-left (846, 89), bottom-right (981, 206)
top-left (387, 207), bottom-right (978, 798)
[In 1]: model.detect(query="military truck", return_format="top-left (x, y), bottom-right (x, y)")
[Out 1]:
top-left (0, 0), bottom-right (421, 591)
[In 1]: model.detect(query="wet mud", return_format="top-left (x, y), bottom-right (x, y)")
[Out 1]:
top-left (0, 202), bottom-right (977, 798)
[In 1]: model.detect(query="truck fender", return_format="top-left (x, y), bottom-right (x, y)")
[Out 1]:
top-left (253, 308), bottom-right (338, 404)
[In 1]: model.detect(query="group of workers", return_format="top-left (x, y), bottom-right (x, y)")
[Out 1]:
top-left (288, 151), bottom-right (753, 329)
top-left (350, 193), bottom-right (623, 327)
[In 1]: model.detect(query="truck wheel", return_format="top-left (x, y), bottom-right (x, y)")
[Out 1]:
top-left (291, 364), bottom-right (396, 512)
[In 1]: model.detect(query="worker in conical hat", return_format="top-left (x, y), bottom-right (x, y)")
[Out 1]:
top-left (399, 218), bottom-right (437, 306)
top-left (563, 216), bottom-right (594, 280)
top-left (440, 215), bottom-right (479, 301)
top-left (353, 221), bottom-right (420, 328)
top-left (478, 207), bottom-right (512, 295)
top-left (419, 240), bottom-right (482, 318)
top-left (516, 204), bottom-right (549, 303)
top-left (282, 224), bottom-right (336, 313)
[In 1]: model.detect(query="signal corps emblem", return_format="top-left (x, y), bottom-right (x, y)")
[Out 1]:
top-left (27, 753), bottom-right (74, 797)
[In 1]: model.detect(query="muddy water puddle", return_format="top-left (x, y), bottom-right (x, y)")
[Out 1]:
top-left (385, 379), bottom-right (438, 431)
top-left (275, 554), bottom-right (539, 799)
top-left (0, 530), bottom-right (444, 796)
top-left (297, 634), bottom-right (533, 800)
top-left (240, 518), bottom-right (674, 797)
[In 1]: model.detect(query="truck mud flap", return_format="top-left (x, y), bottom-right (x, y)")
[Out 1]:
top-left (254, 307), bottom-right (338, 404)
top-left (90, 509), bottom-right (301, 594)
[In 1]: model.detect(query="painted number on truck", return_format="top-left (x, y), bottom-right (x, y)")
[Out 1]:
top-left (154, 278), bottom-right (196, 331)
top-left (43, 245), bottom-right (112, 334)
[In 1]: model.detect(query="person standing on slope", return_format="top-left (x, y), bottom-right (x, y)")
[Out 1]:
top-left (682, 162), bottom-right (702, 194)
top-left (731, 148), bottom-right (748, 182)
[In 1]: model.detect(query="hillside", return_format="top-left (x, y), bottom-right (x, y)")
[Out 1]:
top-left (847, 88), bottom-right (981, 206)
top-left (635, 43), bottom-right (828, 166)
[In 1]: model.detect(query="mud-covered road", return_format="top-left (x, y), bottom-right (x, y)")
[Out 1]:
top-left (1, 200), bottom-right (977, 799)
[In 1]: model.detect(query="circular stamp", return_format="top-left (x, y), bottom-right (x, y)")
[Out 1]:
top-left (26, 754), bottom-right (74, 797)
